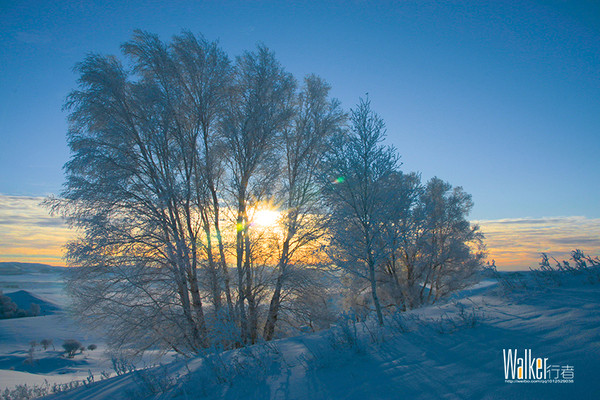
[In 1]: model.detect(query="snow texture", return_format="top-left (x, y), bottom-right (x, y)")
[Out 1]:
top-left (33, 278), bottom-right (600, 399)
top-left (1, 263), bottom-right (599, 399)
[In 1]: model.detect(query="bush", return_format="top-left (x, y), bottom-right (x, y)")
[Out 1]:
top-left (0, 380), bottom-right (87, 400)
top-left (87, 344), bottom-right (97, 351)
top-left (62, 339), bottom-right (82, 358)
top-left (131, 364), bottom-right (178, 397)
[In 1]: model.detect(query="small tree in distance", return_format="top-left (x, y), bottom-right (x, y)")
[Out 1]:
top-left (41, 339), bottom-right (53, 351)
top-left (62, 339), bottom-right (82, 358)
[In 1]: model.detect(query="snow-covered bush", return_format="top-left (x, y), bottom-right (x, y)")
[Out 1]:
top-left (0, 380), bottom-right (86, 400)
top-left (1, 384), bottom-right (46, 400)
top-left (483, 261), bottom-right (529, 291)
top-left (325, 134), bottom-right (486, 320)
top-left (129, 364), bottom-right (179, 398)
top-left (454, 301), bottom-right (484, 329)
top-left (174, 343), bottom-right (283, 398)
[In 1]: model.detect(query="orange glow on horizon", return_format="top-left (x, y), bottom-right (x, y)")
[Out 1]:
top-left (2, 195), bottom-right (599, 271)
top-left (477, 216), bottom-right (600, 270)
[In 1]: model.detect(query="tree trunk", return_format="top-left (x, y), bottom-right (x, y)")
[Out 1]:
top-left (264, 239), bottom-right (290, 340)
top-left (244, 224), bottom-right (258, 343)
top-left (188, 268), bottom-right (209, 348)
top-left (365, 229), bottom-right (384, 325)
top-left (212, 194), bottom-right (234, 317)
top-left (369, 262), bottom-right (384, 325)
top-left (236, 208), bottom-right (248, 343)
top-left (202, 214), bottom-right (222, 311)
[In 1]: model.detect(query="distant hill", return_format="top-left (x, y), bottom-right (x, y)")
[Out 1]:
top-left (0, 262), bottom-right (66, 275)
top-left (3, 290), bottom-right (61, 316)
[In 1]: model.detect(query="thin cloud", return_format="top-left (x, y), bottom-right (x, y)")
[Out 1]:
top-left (0, 195), bottom-right (74, 266)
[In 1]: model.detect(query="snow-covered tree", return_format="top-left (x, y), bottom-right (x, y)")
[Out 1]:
top-left (323, 97), bottom-right (400, 325)
top-left (263, 75), bottom-right (345, 340)
top-left (48, 30), bottom-right (485, 353)
top-left (0, 291), bottom-right (19, 319)
top-left (220, 44), bottom-right (296, 344)
top-left (324, 100), bottom-right (485, 320)
top-left (372, 174), bottom-right (485, 310)
top-left (414, 177), bottom-right (485, 303)
top-left (49, 30), bottom-right (345, 353)
top-left (62, 339), bottom-right (82, 358)
top-left (49, 30), bottom-right (234, 354)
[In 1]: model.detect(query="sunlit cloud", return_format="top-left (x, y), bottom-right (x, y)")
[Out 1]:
top-left (0, 195), bottom-right (75, 266)
top-left (476, 216), bottom-right (600, 271)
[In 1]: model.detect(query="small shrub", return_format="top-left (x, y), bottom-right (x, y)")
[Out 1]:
top-left (85, 369), bottom-right (95, 386)
top-left (87, 344), bottom-right (97, 351)
top-left (483, 262), bottom-right (528, 291)
top-left (0, 379), bottom-right (90, 400)
top-left (0, 381), bottom-right (64, 400)
top-left (433, 312), bottom-right (458, 334)
top-left (387, 311), bottom-right (420, 333)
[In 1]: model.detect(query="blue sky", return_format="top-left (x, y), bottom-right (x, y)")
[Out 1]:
top-left (1, 1), bottom-right (599, 226)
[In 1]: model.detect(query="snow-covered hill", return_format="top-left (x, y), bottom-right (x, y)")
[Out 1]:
top-left (4, 290), bottom-right (61, 316)
top-left (38, 275), bottom-right (600, 400)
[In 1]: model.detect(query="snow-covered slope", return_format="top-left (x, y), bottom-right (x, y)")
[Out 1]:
top-left (42, 276), bottom-right (600, 400)
top-left (4, 290), bottom-right (61, 315)
top-left (0, 264), bottom-right (112, 393)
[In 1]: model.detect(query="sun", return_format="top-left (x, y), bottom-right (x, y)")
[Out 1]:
top-left (252, 208), bottom-right (281, 227)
